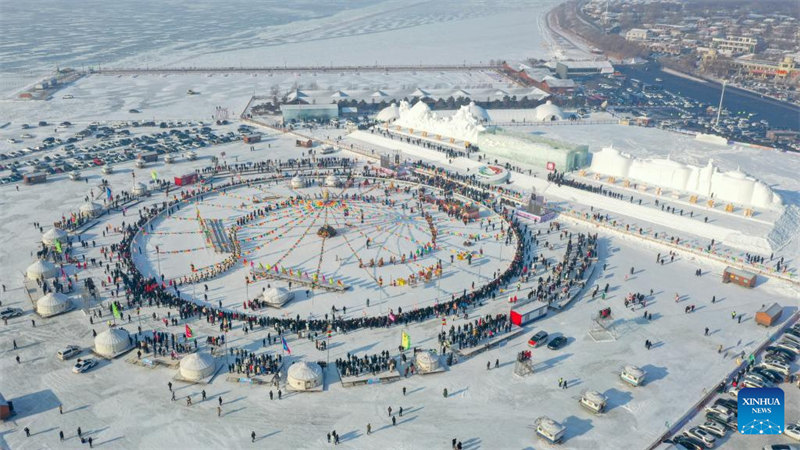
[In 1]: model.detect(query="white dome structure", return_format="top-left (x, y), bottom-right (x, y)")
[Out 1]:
top-left (290, 176), bottom-right (306, 189)
top-left (94, 327), bottom-right (131, 358)
top-left (376, 103), bottom-right (400, 123)
top-left (132, 182), bottom-right (148, 196)
top-left (263, 287), bottom-right (295, 308)
top-left (467, 102), bottom-right (490, 123)
top-left (79, 201), bottom-right (103, 218)
top-left (415, 350), bottom-right (441, 372)
top-left (179, 352), bottom-right (216, 381)
top-left (26, 259), bottom-right (57, 280)
top-left (533, 100), bottom-right (564, 121)
top-left (36, 292), bottom-right (70, 317)
top-left (324, 175), bottom-right (341, 187)
top-left (287, 361), bottom-right (323, 391)
top-left (42, 228), bottom-right (67, 246)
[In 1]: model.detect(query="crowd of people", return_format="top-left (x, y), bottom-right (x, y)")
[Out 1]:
top-left (335, 350), bottom-right (396, 377)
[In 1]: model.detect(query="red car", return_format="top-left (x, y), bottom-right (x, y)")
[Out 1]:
top-left (93, 158), bottom-right (105, 166)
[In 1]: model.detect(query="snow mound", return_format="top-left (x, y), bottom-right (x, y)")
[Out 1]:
top-left (394, 100), bottom-right (485, 143)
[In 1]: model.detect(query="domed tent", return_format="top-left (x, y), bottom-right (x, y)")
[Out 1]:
top-left (42, 228), bottom-right (68, 246)
top-left (263, 287), bottom-right (294, 308)
top-left (132, 182), bottom-right (148, 196)
top-left (287, 361), bottom-right (323, 391)
top-left (290, 176), bottom-right (306, 189)
top-left (415, 350), bottom-right (442, 373)
top-left (376, 103), bottom-right (400, 123)
top-left (26, 259), bottom-right (57, 280)
top-left (94, 327), bottom-right (132, 358)
top-left (324, 175), bottom-right (341, 187)
top-left (79, 201), bottom-right (103, 218)
top-left (534, 100), bottom-right (564, 121)
top-left (36, 292), bottom-right (71, 317)
top-left (179, 352), bottom-right (216, 381)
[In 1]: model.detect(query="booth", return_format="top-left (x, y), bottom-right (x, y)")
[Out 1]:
top-left (510, 301), bottom-right (548, 326)
top-left (755, 303), bottom-right (782, 327)
top-left (179, 352), bottom-right (216, 381)
top-left (722, 266), bottom-right (756, 288)
top-left (174, 173), bottom-right (198, 187)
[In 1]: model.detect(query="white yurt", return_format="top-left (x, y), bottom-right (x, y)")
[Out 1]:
top-left (79, 201), bottom-right (103, 218)
top-left (324, 175), bottom-right (341, 187)
top-left (36, 292), bottom-right (70, 317)
top-left (415, 350), bottom-right (440, 373)
top-left (26, 259), bottom-right (57, 280)
top-left (376, 103), bottom-right (400, 123)
top-left (94, 327), bottom-right (131, 358)
top-left (179, 352), bottom-right (216, 381)
top-left (290, 176), bottom-right (306, 189)
top-left (287, 361), bottom-right (323, 391)
top-left (42, 228), bottom-right (68, 246)
top-left (132, 182), bottom-right (148, 196)
top-left (533, 100), bottom-right (565, 121)
top-left (263, 287), bottom-right (294, 308)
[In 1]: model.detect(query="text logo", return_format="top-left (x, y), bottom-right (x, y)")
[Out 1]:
top-left (738, 387), bottom-right (784, 435)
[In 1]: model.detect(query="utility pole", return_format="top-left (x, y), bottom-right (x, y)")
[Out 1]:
top-left (715, 80), bottom-right (727, 127)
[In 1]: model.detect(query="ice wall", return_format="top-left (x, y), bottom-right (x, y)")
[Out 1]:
top-left (589, 146), bottom-right (783, 209)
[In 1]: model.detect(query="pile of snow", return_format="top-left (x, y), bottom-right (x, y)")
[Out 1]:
top-left (26, 259), bottom-right (57, 280)
top-left (94, 328), bottom-right (131, 358)
top-left (179, 352), bottom-right (215, 381)
top-left (394, 100), bottom-right (485, 143)
top-left (287, 361), bottom-right (323, 390)
top-left (590, 146), bottom-right (782, 209)
top-left (375, 103), bottom-right (400, 123)
top-left (36, 292), bottom-right (70, 316)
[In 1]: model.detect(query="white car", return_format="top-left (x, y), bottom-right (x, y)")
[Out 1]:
top-left (699, 421), bottom-right (727, 438)
top-left (760, 360), bottom-right (790, 376)
top-left (705, 405), bottom-right (734, 417)
top-left (786, 424), bottom-right (800, 441)
top-left (72, 358), bottom-right (97, 373)
top-left (776, 341), bottom-right (800, 355)
top-left (684, 427), bottom-right (716, 448)
top-left (0, 307), bottom-right (23, 320)
top-left (57, 345), bottom-right (82, 360)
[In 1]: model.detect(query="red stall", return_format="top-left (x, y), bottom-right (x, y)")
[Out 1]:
top-left (174, 173), bottom-right (198, 186)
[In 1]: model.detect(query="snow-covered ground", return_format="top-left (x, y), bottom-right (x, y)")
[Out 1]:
top-left (1, 130), bottom-right (798, 450)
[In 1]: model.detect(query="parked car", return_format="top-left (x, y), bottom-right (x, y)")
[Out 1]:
top-left (528, 331), bottom-right (549, 348)
top-left (705, 411), bottom-right (735, 429)
top-left (762, 445), bottom-right (800, 450)
top-left (713, 398), bottom-right (738, 414)
top-left (57, 345), bottom-right (82, 360)
top-left (761, 359), bottom-right (792, 376)
top-left (752, 366), bottom-right (784, 383)
top-left (72, 358), bottom-right (98, 373)
top-left (0, 307), bottom-right (23, 320)
top-left (698, 421), bottom-right (727, 438)
top-left (673, 435), bottom-right (706, 450)
top-left (684, 427), bottom-right (716, 448)
top-left (785, 424), bottom-right (800, 441)
top-left (547, 336), bottom-right (568, 350)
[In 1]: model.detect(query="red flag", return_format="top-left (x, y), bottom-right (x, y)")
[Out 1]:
top-left (185, 324), bottom-right (193, 339)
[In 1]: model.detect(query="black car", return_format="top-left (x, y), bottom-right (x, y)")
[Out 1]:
top-left (547, 336), bottom-right (568, 350)
top-left (672, 435), bottom-right (706, 450)
top-left (752, 367), bottom-right (783, 384)
top-left (766, 346), bottom-right (796, 361)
